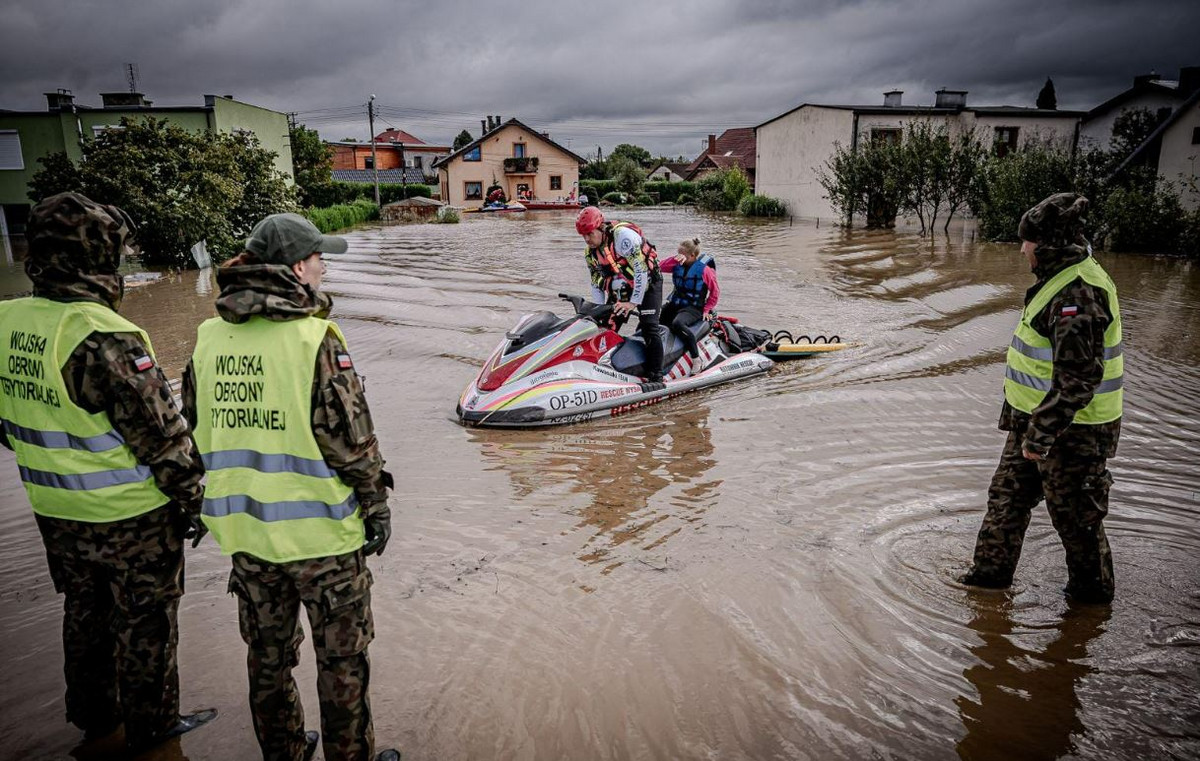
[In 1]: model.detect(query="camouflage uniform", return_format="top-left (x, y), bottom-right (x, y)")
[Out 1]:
top-left (964, 194), bottom-right (1119, 603)
top-left (182, 259), bottom-right (390, 761)
top-left (0, 193), bottom-right (206, 747)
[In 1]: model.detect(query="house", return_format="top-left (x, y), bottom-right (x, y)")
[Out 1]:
top-left (755, 89), bottom-right (1084, 221)
top-left (647, 161), bottom-right (691, 182)
top-left (1080, 67), bottom-right (1199, 151)
top-left (328, 128), bottom-right (449, 182)
top-left (685, 128), bottom-right (756, 183)
top-left (1111, 87), bottom-right (1200, 210)
top-left (433, 118), bottom-right (586, 206)
top-left (0, 90), bottom-right (293, 232)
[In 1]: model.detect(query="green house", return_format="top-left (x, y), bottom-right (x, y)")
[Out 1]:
top-left (0, 91), bottom-right (293, 233)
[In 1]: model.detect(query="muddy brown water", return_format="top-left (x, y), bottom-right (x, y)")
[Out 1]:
top-left (1, 210), bottom-right (1198, 760)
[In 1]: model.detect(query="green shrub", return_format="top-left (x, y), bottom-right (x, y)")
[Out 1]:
top-left (379, 184), bottom-right (433, 205)
top-left (581, 180), bottom-right (619, 204)
top-left (971, 143), bottom-right (1074, 241)
top-left (677, 193), bottom-right (694, 205)
top-left (644, 181), bottom-right (696, 203)
top-left (738, 194), bottom-right (788, 217)
top-left (635, 193), bottom-right (654, 206)
top-left (1101, 186), bottom-right (1186, 254)
top-left (304, 200), bottom-right (379, 233)
top-left (602, 191), bottom-right (627, 204)
top-left (434, 206), bottom-right (461, 224)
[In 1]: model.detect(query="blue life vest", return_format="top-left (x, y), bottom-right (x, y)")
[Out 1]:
top-left (670, 256), bottom-right (714, 308)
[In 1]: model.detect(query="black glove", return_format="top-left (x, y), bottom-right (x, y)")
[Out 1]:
top-left (363, 513), bottom-right (392, 556)
top-left (181, 511), bottom-right (208, 548)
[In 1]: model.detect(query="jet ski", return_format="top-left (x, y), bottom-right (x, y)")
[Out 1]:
top-left (457, 294), bottom-right (774, 427)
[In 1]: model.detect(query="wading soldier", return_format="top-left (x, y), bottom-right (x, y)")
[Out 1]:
top-left (961, 193), bottom-right (1123, 604)
top-left (182, 213), bottom-right (398, 761)
top-left (0, 193), bottom-right (216, 752)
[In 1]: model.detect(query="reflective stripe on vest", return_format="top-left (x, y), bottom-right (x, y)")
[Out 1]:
top-left (193, 315), bottom-right (364, 564)
top-left (1003, 256), bottom-right (1123, 424)
top-left (0, 298), bottom-right (169, 522)
top-left (585, 221), bottom-right (659, 298)
top-left (670, 256), bottom-right (712, 308)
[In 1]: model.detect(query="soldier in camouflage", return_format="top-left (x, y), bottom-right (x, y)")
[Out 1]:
top-left (182, 214), bottom-right (398, 761)
top-left (961, 193), bottom-right (1121, 604)
top-left (0, 193), bottom-right (216, 752)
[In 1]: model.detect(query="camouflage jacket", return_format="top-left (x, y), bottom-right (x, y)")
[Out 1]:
top-left (999, 244), bottom-right (1121, 458)
top-left (180, 263), bottom-right (390, 518)
top-left (0, 274), bottom-right (206, 516)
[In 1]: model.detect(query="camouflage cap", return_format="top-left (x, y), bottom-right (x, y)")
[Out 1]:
top-left (1018, 192), bottom-right (1089, 247)
top-left (26, 192), bottom-right (137, 273)
top-left (245, 213), bottom-right (348, 266)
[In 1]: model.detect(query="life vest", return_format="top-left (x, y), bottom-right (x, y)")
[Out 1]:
top-left (192, 315), bottom-right (364, 563)
top-left (1003, 256), bottom-right (1123, 424)
top-left (669, 255), bottom-right (715, 308)
top-left (0, 298), bottom-right (170, 522)
top-left (585, 221), bottom-right (659, 301)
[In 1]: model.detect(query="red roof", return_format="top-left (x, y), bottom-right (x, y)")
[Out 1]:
top-left (686, 127), bottom-right (756, 178)
top-left (373, 128), bottom-right (424, 145)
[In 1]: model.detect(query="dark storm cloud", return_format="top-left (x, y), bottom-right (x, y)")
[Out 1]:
top-left (1, 0), bottom-right (1195, 157)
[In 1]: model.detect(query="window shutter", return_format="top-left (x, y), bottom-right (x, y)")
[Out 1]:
top-left (0, 131), bottom-right (24, 170)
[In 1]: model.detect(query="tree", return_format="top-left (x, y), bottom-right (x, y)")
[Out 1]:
top-left (608, 155), bottom-right (645, 196)
top-left (610, 143), bottom-right (653, 167)
top-left (580, 158), bottom-right (610, 181)
top-left (29, 117), bottom-right (296, 267)
top-left (1110, 107), bottom-right (1165, 160)
top-left (1036, 78), bottom-right (1057, 110)
top-left (27, 151), bottom-right (82, 201)
top-left (694, 167), bottom-right (751, 212)
top-left (453, 129), bottom-right (474, 150)
top-left (289, 124), bottom-right (334, 207)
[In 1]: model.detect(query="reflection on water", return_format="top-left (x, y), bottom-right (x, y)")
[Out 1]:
top-left (956, 600), bottom-right (1109, 761)
top-left (1, 213), bottom-right (1198, 759)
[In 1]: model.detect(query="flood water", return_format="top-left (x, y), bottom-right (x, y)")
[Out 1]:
top-left (1, 210), bottom-right (1198, 760)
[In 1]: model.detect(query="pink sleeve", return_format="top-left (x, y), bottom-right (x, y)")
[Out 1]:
top-left (703, 267), bottom-right (719, 312)
top-left (658, 257), bottom-right (677, 273)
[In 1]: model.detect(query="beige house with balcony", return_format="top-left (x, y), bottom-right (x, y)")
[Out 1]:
top-left (755, 89), bottom-right (1084, 222)
top-left (433, 118), bottom-right (586, 206)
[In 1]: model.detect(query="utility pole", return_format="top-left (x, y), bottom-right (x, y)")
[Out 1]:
top-left (368, 95), bottom-right (380, 206)
top-left (399, 142), bottom-right (407, 196)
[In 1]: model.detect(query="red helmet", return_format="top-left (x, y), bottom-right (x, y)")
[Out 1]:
top-left (575, 206), bottom-right (604, 236)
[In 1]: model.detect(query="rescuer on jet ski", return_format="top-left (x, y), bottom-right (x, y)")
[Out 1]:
top-left (575, 207), bottom-right (665, 384)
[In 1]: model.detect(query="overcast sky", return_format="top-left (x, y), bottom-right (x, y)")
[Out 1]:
top-left (2, 0), bottom-right (1196, 159)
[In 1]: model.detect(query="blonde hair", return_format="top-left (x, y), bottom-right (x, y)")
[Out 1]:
top-left (679, 237), bottom-right (701, 257)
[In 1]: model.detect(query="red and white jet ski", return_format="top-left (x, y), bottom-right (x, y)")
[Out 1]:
top-left (457, 294), bottom-right (774, 427)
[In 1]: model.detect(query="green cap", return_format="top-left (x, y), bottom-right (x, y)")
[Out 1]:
top-left (245, 213), bottom-right (348, 265)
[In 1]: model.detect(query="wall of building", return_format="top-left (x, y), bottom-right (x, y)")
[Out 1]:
top-left (210, 96), bottom-right (293, 180)
top-left (0, 113), bottom-right (72, 210)
top-left (754, 106), bottom-right (854, 220)
top-left (967, 113), bottom-right (1078, 150)
top-left (1157, 100), bottom-right (1200, 210)
top-left (439, 124), bottom-right (580, 206)
top-left (1080, 93), bottom-right (1181, 150)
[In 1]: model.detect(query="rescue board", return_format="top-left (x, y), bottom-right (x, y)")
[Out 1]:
top-left (762, 342), bottom-right (850, 360)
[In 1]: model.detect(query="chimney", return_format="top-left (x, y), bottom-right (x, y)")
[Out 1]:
top-left (100, 92), bottom-right (148, 108)
top-left (495, 114), bottom-right (502, 127)
top-left (1179, 66), bottom-right (1200, 96)
top-left (884, 90), bottom-right (903, 107)
top-left (707, 134), bottom-right (716, 154)
top-left (934, 88), bottom-right (967, 109)
top-left (541, 131), bottom-right (550, 139)
top-left (45, 89), bottom-right (75, 111)
top-left (1133, 71), bottom-right (1159, 87)
top-left (481, 118), bottom-right (487, 134)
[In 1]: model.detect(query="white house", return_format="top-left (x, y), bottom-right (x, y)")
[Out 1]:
top-left (1080, 67), bottom-right (1199, 151)
top-left (755, 89), bottom-right (1084, 222)
top-left (1111, 89), bottom-right (1200, 210)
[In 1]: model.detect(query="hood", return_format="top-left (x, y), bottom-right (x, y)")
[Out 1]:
top-left (27, 262), bottom-right (124, 310)
top-left (214, 261), bottom-right (332, 323)
top-left (1032, 241), bottom-right (1090, 281)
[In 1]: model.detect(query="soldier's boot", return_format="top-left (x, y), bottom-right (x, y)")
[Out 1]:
top-left (958, 568), bottom-right (1013, 589)
top-left (304, 730), bottom-right (320, 761)
top-left (376, 750), bottom-right (401, 761)
top-left (126, 708), bottom-right (218, 755)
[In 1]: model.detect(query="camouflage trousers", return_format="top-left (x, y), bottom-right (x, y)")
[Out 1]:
top-left (36, 505), bottom-right (184, 746)
top-left (228, 550), bottom-right (375, 761)
top-left (966, 427), bottom-right (1115, 602)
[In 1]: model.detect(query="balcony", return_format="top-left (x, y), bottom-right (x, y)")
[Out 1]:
top-left (503, 156), bottom-right (539, 174)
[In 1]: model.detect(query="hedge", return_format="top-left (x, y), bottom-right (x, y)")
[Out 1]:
top-left (581, 180), bottom-right (619, 204)
top-left (738, 194), bottom-right (788, 217)
top-left (304, 200), bottom-right (379, 233)
top-left (306, 181), bottom-right (432, 209)
top-left (644, 181), bottom-right (696, 204)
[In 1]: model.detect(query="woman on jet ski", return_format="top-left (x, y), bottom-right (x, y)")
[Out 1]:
top-left (659, 237), bottom-right (719, 358)
top-left (575, 207), bottom-right (666, 383)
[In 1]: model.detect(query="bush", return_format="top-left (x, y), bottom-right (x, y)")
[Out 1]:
top-left (970, 143), bottom-right (1074, 241)
top-left (304, 200), bottom-right (379, 233)
top-left (635, 193), bottom-right (654, 206)
top-left (602, 191), bottom-right (627, 204)
top-left (677, 193), bottom-right (694, 205)
top-left (738, 194), bottom-right (788, 217)
top-left (434, 206), bottom-right (461, 224)
top-left (695, 167), bottom-right (751, 211)
top-left (644, 181), bottom-right (696, 203)
top-left (1101, 186), bottom-right (1187, 254)
top-left (581, 180), bottom-right (618, 204)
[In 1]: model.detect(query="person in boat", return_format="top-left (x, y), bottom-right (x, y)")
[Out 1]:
top-left (575, 206), bottom-right (666, 384)
top-left (659, 237), bottom-right (719, 358)
top-left (486, 185), bottom-right (506, 205)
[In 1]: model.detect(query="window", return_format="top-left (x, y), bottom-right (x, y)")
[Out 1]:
top-left (871, 128), bottom-right (901, 145)
top-left (550, 175), bottom-right (562, 190)
top-left (363, 156), bottom-right (375, 169)
top-left (994, 126), bottom-right (1019, 157)
top-left (412, 155), bottom-right (423, 170)
top-left (1192, 127), bottom-right (1200, 145)
top-left (463, 146), bottom-right (481, 162)
top-left (513, 143), bottom-right (526, 158)
top-left (0, 131), bottom-right (23, 170)
top-left (464, 182), bottom-right (483, 200)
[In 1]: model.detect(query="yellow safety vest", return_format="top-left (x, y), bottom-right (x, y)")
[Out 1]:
top-left (1004, 256), bottom-right (1123, 424)
top-left (0, 298), bottom-right (169, 521)
top-left (192, 315), bottom-right (363, 563)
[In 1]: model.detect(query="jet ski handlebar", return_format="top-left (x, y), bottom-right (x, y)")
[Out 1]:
top-left (558, 293), bottom-right (615, 324)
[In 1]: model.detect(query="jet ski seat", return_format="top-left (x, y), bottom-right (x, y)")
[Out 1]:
top-left (609, 319), bottom-right (711, 378)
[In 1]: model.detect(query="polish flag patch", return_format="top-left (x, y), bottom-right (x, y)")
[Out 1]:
top-left (336, 353), bottom-right (354, 370)
top-left (133, 355), bottom-right (155, 372)
top-left (1060, 305), bottom-right (1079, 317)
